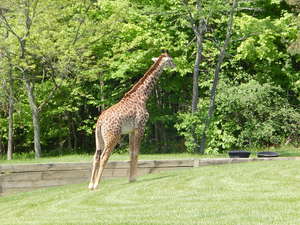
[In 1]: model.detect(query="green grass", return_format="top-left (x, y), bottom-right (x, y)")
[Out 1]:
top-left (0, 152), bottom-right (228, 164)
top-left (1, 160), bottom-right (300, 225)
top-left (0, 145), bottom-right (299, 164)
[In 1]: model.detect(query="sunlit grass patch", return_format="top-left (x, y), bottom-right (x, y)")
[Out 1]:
top-left (0, 160), bottom-right (300, 225)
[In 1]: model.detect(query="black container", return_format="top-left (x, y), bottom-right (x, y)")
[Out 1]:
top-left (257, 151), bottom-right (279, 158)
top-left (228, 150), bottom-right (251, 158)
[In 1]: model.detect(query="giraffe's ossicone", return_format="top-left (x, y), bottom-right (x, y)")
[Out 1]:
top-left (89, 52), bottom-right (175, 190)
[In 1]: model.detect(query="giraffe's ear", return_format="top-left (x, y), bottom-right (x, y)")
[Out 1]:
top-left (152, 57), bottom-right (159, 62)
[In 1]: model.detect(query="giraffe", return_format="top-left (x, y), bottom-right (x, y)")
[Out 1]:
top-left (88, 52), bottom-right (175, 190)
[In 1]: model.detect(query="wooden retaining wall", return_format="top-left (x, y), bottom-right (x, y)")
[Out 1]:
top-left (1, 157), bottom-right (299, 195)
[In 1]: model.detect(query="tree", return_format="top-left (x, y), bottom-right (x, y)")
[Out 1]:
top-left (0, 0), bottom-right (42, 158)
top-left (181, 0), bottom-right (207, 114)
top-left (199, 0), bottom-right (238, 153)
top-left (286, 0), bottom-right (300, 55)
top-left (176, 0), bottom-right (300, 153)
top-left (0, 10), bottom-right (15, 160)
top-left (0, 0), bottom-right (98, 158)
top-left (1, 52), bottom-right (14, 160)
top-left (0, 0), bottom-right (298, 157)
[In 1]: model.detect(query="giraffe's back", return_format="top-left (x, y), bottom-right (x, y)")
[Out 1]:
top-left (97, 100), bottom-right (140, 136)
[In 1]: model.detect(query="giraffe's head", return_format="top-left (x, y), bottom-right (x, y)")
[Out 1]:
top-left (152, 52), bottom-right (176, 69)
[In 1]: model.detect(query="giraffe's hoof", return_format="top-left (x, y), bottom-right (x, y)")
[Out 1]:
top-left (88, 183), bottom-right (94, 190)
top-left (92, 184), bottom-right (99, 190)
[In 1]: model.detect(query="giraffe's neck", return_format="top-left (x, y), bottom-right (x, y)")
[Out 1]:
top-left (123, 58), bottom-right (166, 103)
top-left (135, 63), bottom-right (164, 101)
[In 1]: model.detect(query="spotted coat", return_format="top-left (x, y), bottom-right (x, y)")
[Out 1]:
top-left (88, 53), bottom-right (176, 190)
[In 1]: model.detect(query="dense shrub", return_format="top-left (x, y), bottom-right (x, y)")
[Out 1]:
top-left (176, 80), bottom-right (300, 153)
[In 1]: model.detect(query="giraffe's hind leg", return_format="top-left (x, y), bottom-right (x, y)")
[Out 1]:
top-left (92, 133), bottom-right (120, 190)
top-left (89, 126), bottom-right (104, 190)
top-left (88, 149), bottom-right (102, 190)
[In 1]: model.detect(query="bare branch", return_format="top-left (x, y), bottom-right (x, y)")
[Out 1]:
top-left (186, 36), bottom-right (196, 47)
top-left (23, 0), bottom-right (32, 40)
top-left (181, 0), bottom-right (200, 36)
top-left (23, 0), bottom-right (39, 41)
top-left (196, 0), bottom-right (201, 11)
top-left (237, 7), bottom-right (263, 12)
top-left (0, 10), bottom-right (21, 41)
top-left (0, 0), bottom-right (39, 58)
top-left (38, 79), bottom-right (64, 112)
top-left (142, 11), bottom-right (184, 16)
top-left (72, 1), bottom-right (93, 45)
top-left (232, 32), bottom-right (261, 42)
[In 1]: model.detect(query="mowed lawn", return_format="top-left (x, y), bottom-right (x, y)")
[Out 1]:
top-left (1, 160), bottom-right (300, 225)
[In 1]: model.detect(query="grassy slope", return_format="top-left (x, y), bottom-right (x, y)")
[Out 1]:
top-left (1, 160), bottom-right (300, 225)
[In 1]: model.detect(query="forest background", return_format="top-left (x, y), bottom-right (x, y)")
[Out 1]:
top-left (0, 0), bottom-right (299, 159)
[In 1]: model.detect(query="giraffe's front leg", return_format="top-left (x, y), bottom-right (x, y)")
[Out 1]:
top-left (129, 131), bottom-right (136, 182)
top-left (129, 128), bottom-right (144, 182)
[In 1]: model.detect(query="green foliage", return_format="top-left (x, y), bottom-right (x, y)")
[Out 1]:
top-left (176, 80), bottom-right (300, 153)
top-left (175, 111), bottom-right (206, 153)
top-left (234, 12), bottom-right (300, 97)
top-left (214, 80), bottom-right (300, 149)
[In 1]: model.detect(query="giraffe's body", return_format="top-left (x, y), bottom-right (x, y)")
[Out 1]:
top-left (89, 52), bottom-right (175, 190)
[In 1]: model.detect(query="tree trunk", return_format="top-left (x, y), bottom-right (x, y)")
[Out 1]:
top-left (191, 36), bottom-right (203, 114)
top-left (25, 78), bottom-right (42, 158)
top-left (7, 64), bottom-right (14, 160)
top-left (67, 112), bottom-right (78, 150)
top-left (154, 86), bottom-right (162, 151)
top-left (0, 135), bottom-right (4, 156)
top-left (199, 0), bottom-right (238, 153)
top-left (70, 113), bottom-right (78, 149)
top-left (99, 78), bottom-right (105, 112)
top-left (154, 122), bottom-right (160, 150)
top-left (161, 123), bottom-right (168, 151)
top-left (191, 35), bottom-right (204, 152)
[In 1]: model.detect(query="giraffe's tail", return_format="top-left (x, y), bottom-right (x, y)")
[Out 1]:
top-left (95, 125), bottom-right (104, 153)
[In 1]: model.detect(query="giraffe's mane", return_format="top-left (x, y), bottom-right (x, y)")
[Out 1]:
top-left (123, 53), bottom-right (168, 98)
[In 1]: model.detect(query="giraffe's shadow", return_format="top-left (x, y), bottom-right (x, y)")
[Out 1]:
top-left (121, 174), bottom-right (177, 186)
